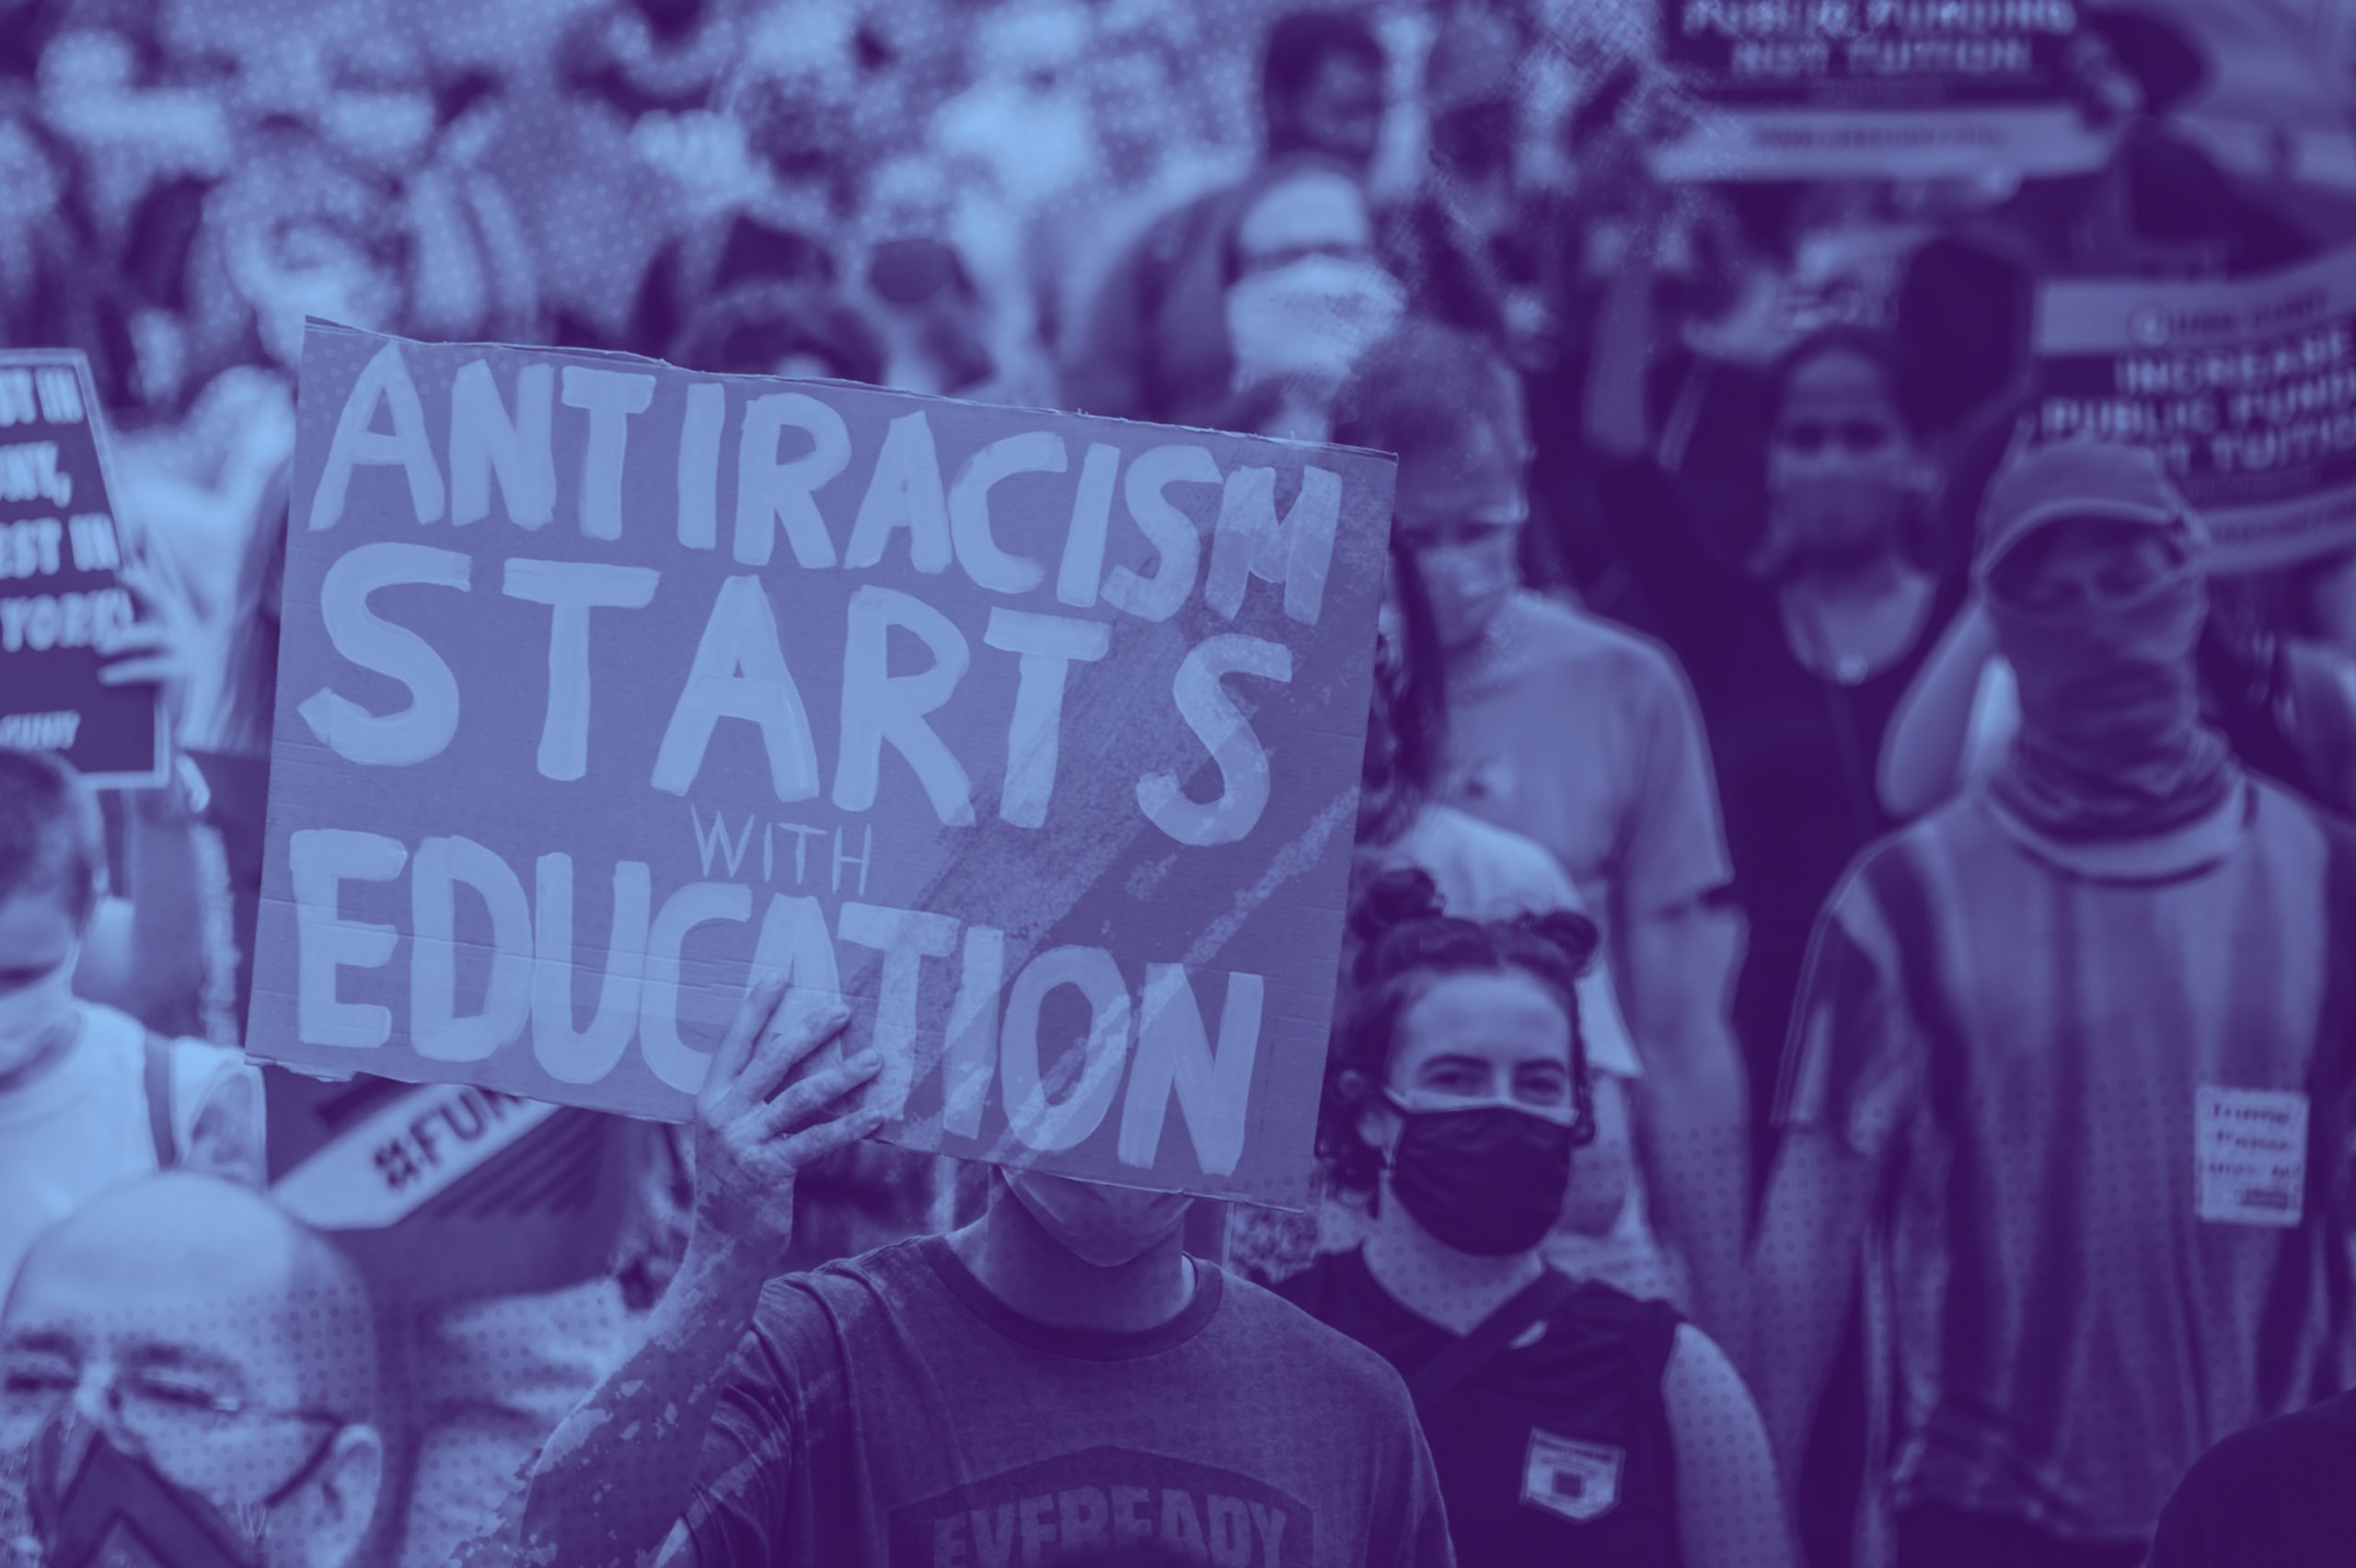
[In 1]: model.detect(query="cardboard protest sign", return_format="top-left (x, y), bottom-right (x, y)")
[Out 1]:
top-left (248, 323), bottom-right (1393, 1208)
top-left (0, 351), bottom-right (167, 787)
top-left (1650, 0), bottom-right (2110, 181)
top-left (2027, 246), bottom-right (2356, 571)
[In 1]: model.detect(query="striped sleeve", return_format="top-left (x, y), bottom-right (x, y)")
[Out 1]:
top-left (1773, 854), bottom-right (1923, 1166)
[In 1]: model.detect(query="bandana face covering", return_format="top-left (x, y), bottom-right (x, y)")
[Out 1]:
top-left (1984, 553), bottom-right (2236, 842)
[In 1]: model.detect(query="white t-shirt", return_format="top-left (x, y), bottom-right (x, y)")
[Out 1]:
top-left (0, 1002), bottom-right (254, 1300)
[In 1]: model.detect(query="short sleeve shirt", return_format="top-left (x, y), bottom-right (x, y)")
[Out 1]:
top-left (1438, 594), bottom-right (1732, 969)
top-left (682, 1236), bottom-right (1458, 1568)
top-left (1775, 780), bottom-right (2356, 1539)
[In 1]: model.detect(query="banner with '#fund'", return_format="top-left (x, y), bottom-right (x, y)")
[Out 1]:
top-left (248, 323), bottom-right (1394, 1208)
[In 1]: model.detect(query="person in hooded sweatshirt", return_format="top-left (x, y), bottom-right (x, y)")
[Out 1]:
top-left (1750, 442), bottom-right (2356, 1568)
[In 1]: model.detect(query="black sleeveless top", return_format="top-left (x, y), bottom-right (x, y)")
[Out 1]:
top-left (1276, 1249), bottom-right (1685, 1568)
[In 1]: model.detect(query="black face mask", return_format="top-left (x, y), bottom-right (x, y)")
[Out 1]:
top-left (27, 1413), bottom-right (331, 1568)
top-left (1383, 1100), bottom-right (1576, 1257)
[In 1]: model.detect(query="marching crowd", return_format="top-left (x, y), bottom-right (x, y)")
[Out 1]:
top-left (5, 0), bottom-right (2356, 1565)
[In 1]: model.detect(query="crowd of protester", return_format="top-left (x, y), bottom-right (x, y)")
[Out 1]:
top-left (5, 0), bottom-right (2356, 1564)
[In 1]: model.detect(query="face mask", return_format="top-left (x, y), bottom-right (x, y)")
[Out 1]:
top-left (1003, 1170), bottom-right (1194, 1269)
top-left (1764, 444), bottom-right (1917, 574)
top-left (1381, 1096), bottom-right (1575, 1257)
top-left (0, 950), bottom-right (78, 1079)
top-left (26, 1411), bottom-right (330, 1568)
top-left (1225, 255), bottom-right (1404, 395)
top-left (1985, 557), bottom-right (2235, 838)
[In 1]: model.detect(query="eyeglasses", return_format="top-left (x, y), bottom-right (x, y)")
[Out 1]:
top-left (0, 1356), bottom-right (343, 1452)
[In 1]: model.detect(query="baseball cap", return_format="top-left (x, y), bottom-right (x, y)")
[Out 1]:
top-left (1976, 441), bottom-right (2200, 582)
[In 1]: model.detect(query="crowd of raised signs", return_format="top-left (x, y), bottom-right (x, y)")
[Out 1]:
top-left (6, 0), bottom-right (2356, 1565)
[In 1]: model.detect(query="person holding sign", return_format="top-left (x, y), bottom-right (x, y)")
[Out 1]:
top-left (1276, 868), bottom-right (1790, 1568)
top-left (1750, 443), bottom-right (2356, 1568)
top-left (517, 976), bottom-right (1454, 1568)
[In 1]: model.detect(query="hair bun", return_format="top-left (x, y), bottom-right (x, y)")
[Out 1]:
top-left (1516, 906), bottom-right (1601, 975)
top-left (1348, 865), bottom-right (1445, 951)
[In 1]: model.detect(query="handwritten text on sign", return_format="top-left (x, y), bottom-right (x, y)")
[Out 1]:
top-left (248, 326), bottom-right (1393, 1206)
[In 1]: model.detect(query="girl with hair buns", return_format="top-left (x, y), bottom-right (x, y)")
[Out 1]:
top-left (1276, 868), bottom-right (1791, 1568)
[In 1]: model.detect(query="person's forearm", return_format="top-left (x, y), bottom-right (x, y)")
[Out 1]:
top-left (1624, 904), bottom-right (1751, 1346)
top-left (519, 1242), bottom-right (768, 1568)
top-left (1635, 1051), bottom-right (1749, 1348)
top-left (1746, 1142), bottom-right (1868, 1493)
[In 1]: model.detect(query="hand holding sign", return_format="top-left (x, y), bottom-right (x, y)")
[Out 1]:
top-left (687, 977), bottom-right (888, 1277)
top-left (95, 555), bottom-right (205, 743)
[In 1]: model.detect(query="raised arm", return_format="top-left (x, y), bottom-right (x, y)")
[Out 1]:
top-left (517, 979), bottom-right (884, 1568)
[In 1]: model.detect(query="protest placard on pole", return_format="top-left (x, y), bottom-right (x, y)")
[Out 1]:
top-left (0, 350), bottom-right (167, 787)
top-left (248, 324), bottom-right (1394, 1209)
top-left (1649, 0), bottom-right (2111, 181)
top-left (2027, 245), bottom-right (2356, 571)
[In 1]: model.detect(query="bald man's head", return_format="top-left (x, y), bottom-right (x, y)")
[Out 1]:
top-left (6, 1174), bottom-right (378, 1429)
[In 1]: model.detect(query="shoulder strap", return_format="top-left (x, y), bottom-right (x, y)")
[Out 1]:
top-left (140, 1030), bottom-right (177, 1169)
top-left (1406, 1268), bottom-right (1579, 1413)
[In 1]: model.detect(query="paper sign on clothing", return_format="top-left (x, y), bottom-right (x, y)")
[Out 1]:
top-left (246, 323), bottom-right (1394, 1208)
top-left (2028, 248), bottom-right (2356, 571)
top-left (0, 350), bottom-right (166, 787)
top-left (1649, 0), bottom-right (2111, 182)
top-left (1521, 1431), bottom-right (1623, 1525)
top-left (2196, 1086), bottom-right (2308, 1228)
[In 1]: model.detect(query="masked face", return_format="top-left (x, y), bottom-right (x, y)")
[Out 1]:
top-left (1227, 173), bottom-right (1402, 396)
top-left (0, 885), bottom-right (82, 1082)
top-left (1986, 516), bottom-right (2207, 773)
top-left (23, 1411), bottom-right (332, 1568)
top-left (0, 949), bottom-right (78, 1083)
top-left (1002, 1170), bottom-right (1194, 1269)
top-left (1766, 350), bottom-right (1921, 569)
top-left (1364, 972), bottom-right (1581, 1257)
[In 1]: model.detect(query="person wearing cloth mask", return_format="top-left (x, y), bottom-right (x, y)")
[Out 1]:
top-left (0, 1175), bottom-right (383, 1568)
top-left (1214, 163), bottom-right (1405, 443)
top-left (1584, 323), bottom-right (1964, 1168)
top-left (1332, 323), bottom-right (1750, 1341)
top-left (1751, 443), bottom-right (2356, 1568)
top-left (519, 979), bottom-right (1454, 1567)
top-left (0, 749), bottom-right (261, 1306)
top-left (1277, 869), bottom-right (1788, 1568)
top-left (1062, 6), bottom-right (1388, 428)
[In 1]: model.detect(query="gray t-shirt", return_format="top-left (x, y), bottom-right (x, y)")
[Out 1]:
top-left (682, 1235), bottom-right (1457, 1567)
